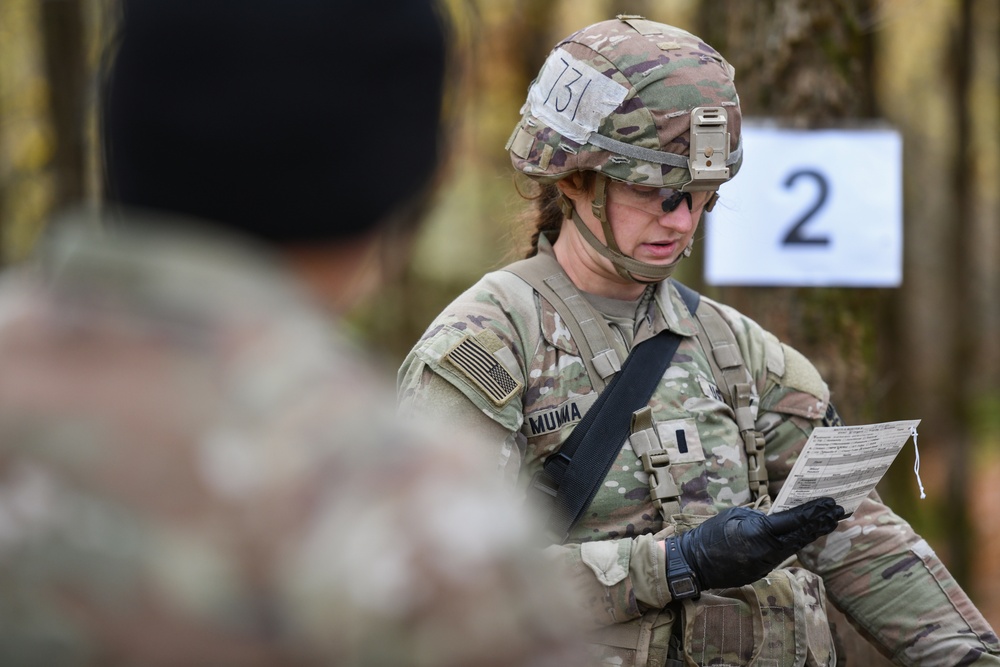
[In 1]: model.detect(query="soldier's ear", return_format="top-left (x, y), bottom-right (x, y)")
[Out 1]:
top-left (555, 173), bottom-right (592, 200)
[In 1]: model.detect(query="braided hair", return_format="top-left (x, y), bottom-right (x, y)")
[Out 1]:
top-left (524, 172), bottom-right (596, 257)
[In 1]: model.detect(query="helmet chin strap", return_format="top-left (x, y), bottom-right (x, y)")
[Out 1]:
top-left (560, 173), bottom-right (691, 284)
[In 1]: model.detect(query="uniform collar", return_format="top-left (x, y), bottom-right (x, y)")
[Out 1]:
top-left (537, 232), bottom-right (558, 258)
top-left (653, 280), bottom-right (700, 337)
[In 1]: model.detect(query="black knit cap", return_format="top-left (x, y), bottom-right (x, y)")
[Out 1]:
top-left (103, 0), bottom-right (446, 243)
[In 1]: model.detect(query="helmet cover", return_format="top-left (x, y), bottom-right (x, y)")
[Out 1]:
top-left (507, 16), bottom-right (742, 190)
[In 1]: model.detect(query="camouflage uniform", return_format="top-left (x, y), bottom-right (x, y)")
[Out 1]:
top-left (398, 236), bottom-right (1000, 666)
top-left (0, 216), bottom-right (583, 667)
top-left (399, 15), bottom-right (998, 667)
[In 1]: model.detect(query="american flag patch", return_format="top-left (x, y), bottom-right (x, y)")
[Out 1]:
top-left (445, 334), bottom-right (522, 407)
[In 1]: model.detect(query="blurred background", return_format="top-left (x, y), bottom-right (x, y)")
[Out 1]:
top-left (1, 0), bottom-right (997, 643)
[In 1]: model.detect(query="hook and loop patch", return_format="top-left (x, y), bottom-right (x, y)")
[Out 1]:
top-left (445, 331), bottom-right (522, 407)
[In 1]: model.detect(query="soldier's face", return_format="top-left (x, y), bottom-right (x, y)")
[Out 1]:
top-left (554, 175), bottom-right (712, 297)
top-left (602, 181), bottom-right (709, 265)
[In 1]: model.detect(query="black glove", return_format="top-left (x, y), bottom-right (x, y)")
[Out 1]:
top-left (676, 497), bottom-right (844, 591)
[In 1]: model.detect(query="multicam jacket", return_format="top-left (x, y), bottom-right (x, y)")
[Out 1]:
top-left (398, 238), bottom-right (1000, 667)
top-left (0, 216), bottom-right (582, 667)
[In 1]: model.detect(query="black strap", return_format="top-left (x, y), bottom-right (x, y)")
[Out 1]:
top-left (536, 281), bottom-right (701, 541)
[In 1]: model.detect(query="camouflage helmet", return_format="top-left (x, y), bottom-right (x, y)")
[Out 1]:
top-left (507, 15), bottom-right (742, 191)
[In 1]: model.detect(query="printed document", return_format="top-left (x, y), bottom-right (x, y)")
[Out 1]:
top-left (770, 419), bottom-right (921, 515)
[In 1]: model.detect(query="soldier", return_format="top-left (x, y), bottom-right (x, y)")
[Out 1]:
top-left (0, 0), bottom-right (582, 665)
top-left (398, 16), bottom-right (1000, 666)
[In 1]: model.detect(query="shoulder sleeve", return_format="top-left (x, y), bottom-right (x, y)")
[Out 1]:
top-left (700, 298), bottom-right (828, 420)
top-left (760, 337), bottom-right (829, 420)
top-left (397, 271), bottom-right (539, 434)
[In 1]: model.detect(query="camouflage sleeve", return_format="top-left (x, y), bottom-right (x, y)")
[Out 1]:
top-left (756, 337), bottom-right (831, 493)
top-left (398, 275), bottom-right (533, 413)
top-left (542, 533), bottom-right (670, 629)
top-left (398, 364), bottom-right (522, 479)
top-left (800, 496), bottom-right (1000, 665)
top-left (755, 339), bottom-right (1000, 664)
top-left (397, 272), bottom-right (536, 479)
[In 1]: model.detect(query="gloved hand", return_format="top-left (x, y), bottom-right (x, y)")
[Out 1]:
top-left (677, 497), bottom-right (844, 590)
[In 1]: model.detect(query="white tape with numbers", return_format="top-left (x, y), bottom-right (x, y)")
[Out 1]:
top-left (705, 124), bottom-right (903, 287)
top-left (526, 47), bottom-right (629, 144)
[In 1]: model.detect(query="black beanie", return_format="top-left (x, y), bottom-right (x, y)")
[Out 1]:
top-left (103, 0), bottom-right (446, 243)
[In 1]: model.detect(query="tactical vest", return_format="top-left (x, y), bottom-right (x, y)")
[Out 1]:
top-left (504, 251), bottom-right (838, 667)
top-left (504, 250), bottom-right (770, 522)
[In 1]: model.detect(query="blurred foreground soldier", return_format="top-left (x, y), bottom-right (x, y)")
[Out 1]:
top-left (398, 15), bottom-right (1000, 667)
top-left (0, 0), bottom-right (582, 665)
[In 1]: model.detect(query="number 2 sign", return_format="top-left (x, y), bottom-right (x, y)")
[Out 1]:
top-left (705, 125), bottom-right (903, 287)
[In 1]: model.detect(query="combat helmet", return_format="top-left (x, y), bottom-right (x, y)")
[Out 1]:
top-left (506, 15), bottom-right (742, 282)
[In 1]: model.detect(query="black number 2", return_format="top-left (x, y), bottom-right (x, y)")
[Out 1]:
top-left (781, 169), bottom-right (831, 246)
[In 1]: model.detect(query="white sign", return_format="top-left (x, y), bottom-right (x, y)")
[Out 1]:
top-left (705, 125), bottom-right (903, 286)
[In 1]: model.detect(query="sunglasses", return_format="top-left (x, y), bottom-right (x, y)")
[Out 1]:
top-left (609, 182), bottom-right (715, 215)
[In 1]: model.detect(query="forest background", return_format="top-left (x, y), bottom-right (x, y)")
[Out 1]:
top-left (1, 0), bottom-right (998, 657)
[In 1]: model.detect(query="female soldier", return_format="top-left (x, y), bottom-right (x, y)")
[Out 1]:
top-left (398, 16), bottom-right (999, 666)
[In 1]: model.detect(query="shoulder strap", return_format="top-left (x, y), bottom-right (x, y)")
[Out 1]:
top-left (505, 256), bottom-right (768, 533)
top-left (534, 281), bottom-right (700, 542)
top-left (689, 299), bottom-right (770, 502)
top-left (505, 253), bottom-right (624, 391)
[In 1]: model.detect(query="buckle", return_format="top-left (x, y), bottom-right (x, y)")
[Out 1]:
top-left (640, 450), bottom-right (671, 472)
top-left (529, 469), bottom-right (560, 499)
top-left (640, 449), bottom-right (679, 509)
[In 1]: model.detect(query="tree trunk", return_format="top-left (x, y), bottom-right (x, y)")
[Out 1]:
top-left (40, 0), bottom-right (88, 210)
top-left (693, 2), bottom-right (895, 665)
top-left (692, 0), bottom-right (889, 427)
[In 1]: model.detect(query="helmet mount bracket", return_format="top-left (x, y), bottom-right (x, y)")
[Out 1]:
top-left (686, 106), bottom-right (731, 191)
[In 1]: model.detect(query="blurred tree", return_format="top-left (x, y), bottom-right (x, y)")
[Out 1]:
top-left (692, 0), bottom-right (889, 427)
top-left (691, 0), bottom-right (1000, 645)
top-left (941, 0), bottom-right (976, 595)
top-left (40, 0), bottom-right (87, 208)
top-left (0, 0), bottom-right (57, 263)
top-left (873, 0), bottom-right (1000, 603)
top-left (693, 2), bottom-right (894, 664)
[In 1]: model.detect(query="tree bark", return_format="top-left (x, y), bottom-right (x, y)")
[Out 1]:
top-left (691, 0), bottom-right (891, 429)
top-left (693, 2), bottom-right (895, 664)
